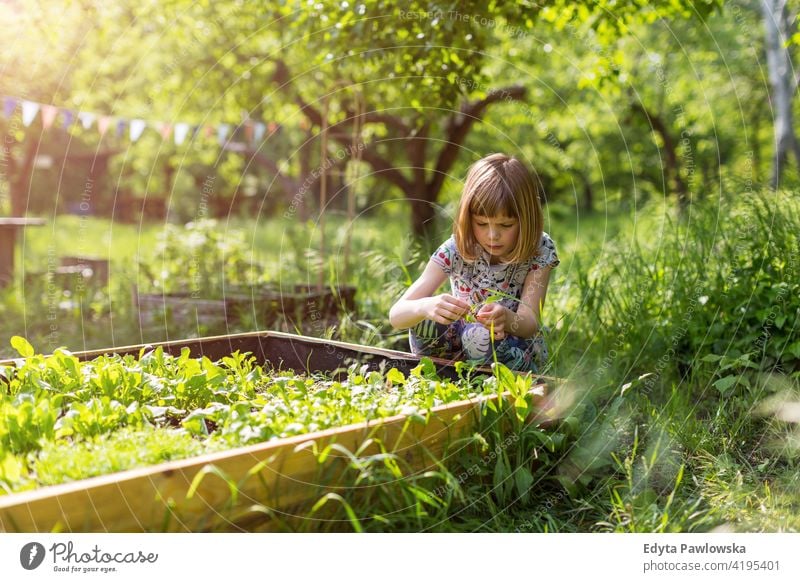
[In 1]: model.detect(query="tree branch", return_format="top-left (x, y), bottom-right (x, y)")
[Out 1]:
top-left (629, 101), bottom-right (688, 200)
top-left (428, 85), bottom-right (527, 196)
top-left (227, 143), bottom-right (301, 196)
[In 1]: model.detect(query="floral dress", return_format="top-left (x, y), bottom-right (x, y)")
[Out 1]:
top-left (409, 232), bottom-right (559, 372)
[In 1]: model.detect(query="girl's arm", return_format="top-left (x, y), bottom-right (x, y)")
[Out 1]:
top-left (389, 259), bottom-right (470, 330)
top-left (502, 265), bottom-right (554, 339)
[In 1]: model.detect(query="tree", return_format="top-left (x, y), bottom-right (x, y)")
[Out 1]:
top-left (0, 2), bottom-right (96, 216)
top-left (761, 0), bottom-right (800, 188)
top-left (15, 0), bottom-right (723, 238)
top-left (69, 1), bottom-right (716, 235)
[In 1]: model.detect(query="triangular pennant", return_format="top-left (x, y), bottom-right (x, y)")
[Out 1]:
top-left (217, 123), bottom-right (230, 145)
top-left (157, 122), bottom-right (172, 141)
top-left (116, 119), bottom-right (127, 138)
top-left (173, 123), bottom-right (190, 145)
top-left (191, 125), bottom-right (201, 140)
top-left (254, 122), bottom-right (266, 143)
top-left (21, 101), bottom-right (40, 126)
top-left (129, 119), bottom-right (147, 142)
top-left (41, 105), bottom-right (59, 129)
top-left (97, 116), bottom-right (112, 136)
top-left (3, 97), bottom-right (17, 118)
top-left (62, 109), bottom-right (75, 130)
top-left (78, 111), bottom-right (96, 130)
top-left (204, 124), bottom-right (215, 139)
top-left (244, 120), bottom-right (254, 144)
top-left (268, 121), bottom-right (279, 134)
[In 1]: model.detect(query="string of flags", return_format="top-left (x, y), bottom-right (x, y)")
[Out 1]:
top-left (2, 95), bottom-right (283, 147)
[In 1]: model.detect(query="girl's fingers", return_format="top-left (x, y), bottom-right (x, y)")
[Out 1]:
top-left (446, 298), bottom-right (469, 313)
top-left (435, 305), bottom-right (465, 323)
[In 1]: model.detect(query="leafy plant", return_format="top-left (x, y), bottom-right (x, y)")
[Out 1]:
top-left (139, 219), bottom-right (262, 299)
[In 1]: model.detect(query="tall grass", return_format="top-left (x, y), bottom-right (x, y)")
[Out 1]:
top-left (537, 189), bottom-right (800, 532)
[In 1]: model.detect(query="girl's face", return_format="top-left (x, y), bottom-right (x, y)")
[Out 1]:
top-left (471, 213), bottom-right (519, 264)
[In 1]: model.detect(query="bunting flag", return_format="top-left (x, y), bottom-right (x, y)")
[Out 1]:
top-left (41, 105), bottom-right (59, 129)
top-left (217, 123), bottom-right (230, 145)
top-left (1, 93), bottom-right (285, 149)
top-left (173, 123), bottom-right (190, 145)
top-left (21, 101), bottom-right (40, 126)
top-left (254, 121), bottom-right (266, 144)
top-left (78, 111), bottom-right (95, 130)
top-left (157, 122), bottom-right (172, 141)
top-left (97, 115), bottom-right (112, 136)
top-left (62, 109), bottom-right (75, 130)
top-left (3, 97), bottom-right (17, 118)
top-left (129, 119), bottom-right (147, 142)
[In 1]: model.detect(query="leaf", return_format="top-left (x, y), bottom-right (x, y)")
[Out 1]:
top-left (386, 367), bottom-right (405, 385)
top-left (186, 464), bottom-right (238, 506)
top-left (700, 354), bottom-right (723, 363)
top-left (309, 493), bottom-right (363, 533)
top-left (492, 362), bottom-right (517, 393)
top-left (493, 457), bottom-right (509, 497)
top-left (514, 467), bottom-right (534, 504)
top-left (514, 396), bottom-right (529, 422)
top-left (10, 336), bottom-right (34, 358)
top-left (713, 375), bottom-right (738, 393)
top-left (410, 357), bottom-right (436, 379)
top-left (0, 452), bottom-right (24, 483)
top-left (620, 373), bottom-right (655, 396)
top-left (181, 412), bottom-right (209, 436)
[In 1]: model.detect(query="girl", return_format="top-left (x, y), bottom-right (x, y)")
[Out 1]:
top-left (389, 153), bottom-right (559, 372)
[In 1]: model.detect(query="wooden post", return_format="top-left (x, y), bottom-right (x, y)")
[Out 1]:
top-left (0, 218), bottom-right (45, 287)
top-left (318, 96), bottom-right (329, 293)
top-left (343, 90), bottom-right (362, 283)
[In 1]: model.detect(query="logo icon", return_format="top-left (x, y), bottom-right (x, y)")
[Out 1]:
top-left (20, 542), bottom-right (46, 570)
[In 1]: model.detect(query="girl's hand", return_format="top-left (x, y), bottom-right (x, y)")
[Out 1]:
top-left (425, 294), bottom-right (470, 325)
top-left (476, 303), bottom-right (508, 339)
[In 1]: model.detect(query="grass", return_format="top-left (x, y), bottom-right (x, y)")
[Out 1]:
top-left (1, 190), bottom-right (799, 532)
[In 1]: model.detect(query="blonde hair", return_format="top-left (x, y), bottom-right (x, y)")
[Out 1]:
top-left (453, 153), bottom-right (544, 264)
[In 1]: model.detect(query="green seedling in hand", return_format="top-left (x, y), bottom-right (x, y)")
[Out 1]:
top-left (464, 289), bottom-right (523, 323)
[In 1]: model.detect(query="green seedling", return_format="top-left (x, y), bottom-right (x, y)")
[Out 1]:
top-left (463, 289), bottom-right (534, 324)
top-left (0, 337), bottom-right (497, 494)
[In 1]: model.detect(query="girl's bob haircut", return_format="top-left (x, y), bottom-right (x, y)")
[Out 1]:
top-left (454, 153), bottom-right (544, 264)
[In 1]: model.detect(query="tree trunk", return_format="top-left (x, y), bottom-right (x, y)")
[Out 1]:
top-left (762, 0), bottom-right (800, 188)
top-left (630, 102), bottom-right (689, 212)
top-left (7, 137), bottom-right (38, 217)
top-left (408, 195), bottom-right (438, 244)
top-left (270, 59), bottom-right (527, 243)
top-left (580, 172), bottom-right (594, 212)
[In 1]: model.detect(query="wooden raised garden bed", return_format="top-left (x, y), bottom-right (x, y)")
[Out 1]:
top-left (0, 331), bottom-right (555, 532)
top-left (133, 284), bottom-right (357, 332)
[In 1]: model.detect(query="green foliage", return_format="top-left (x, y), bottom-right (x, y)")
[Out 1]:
top-left (139, 219), bottom-right (261, 297)
top-left (0, 343), bottom-right (505, 494)
top-left (570, 190), bottom-right (800, 398)
top-left (34, 428), bottom-right (220, 488)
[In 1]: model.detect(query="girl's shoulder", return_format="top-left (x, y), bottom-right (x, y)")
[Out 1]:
top-left (532, 231), bottom-right (560, 269)
top-left (430, 235), bottom-right (460, 273)
top-left (540, 231), bottom-right (557, 251)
